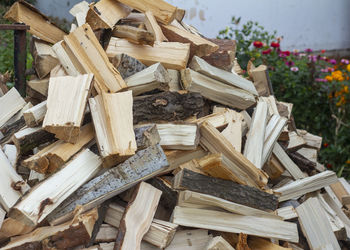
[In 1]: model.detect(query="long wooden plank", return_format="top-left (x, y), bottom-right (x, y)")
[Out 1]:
top-left (0, 87), bottom-right (26, 128)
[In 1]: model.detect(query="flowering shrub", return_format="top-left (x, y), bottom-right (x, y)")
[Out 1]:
top-left (218, 17), bottom-right (350, 178)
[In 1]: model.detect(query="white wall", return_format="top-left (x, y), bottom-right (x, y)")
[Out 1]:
top-left (36, 0), bottom-right (350, 51)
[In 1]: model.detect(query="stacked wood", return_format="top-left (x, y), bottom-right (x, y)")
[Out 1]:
top-left (201, 39), bottom-right (236, 71)
top-left (31, 39), bottom-right (59, 79)
top-left (0, 87), bottom-right (26, 128)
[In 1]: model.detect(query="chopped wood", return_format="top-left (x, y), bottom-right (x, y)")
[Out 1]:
top-left (165, 229), bottom-right (212, 250)
top-left (9, 149), bottom-right (102, 226)
top-left (22, 123), bottom-right (95, 174)
top-left (259, 95), bottom-right (279, 117)
top-left (330, 180), bottom-right (350, 210)
top-left (250, 65), bottom-right (273, 96)
top-left (52, 40), bottom-right (81, 76)
top-left (2, 144), bottom-right (17, 168)
top-left (112, 25), bottom-right (155, 45)
top-left (89, 91), bottom-right (136, 168)
top-left (201, 39), bottom-right (236, 71)
top-left (0, 207), bottom-right (6, 230)
top-left (114, 182), bottom-right (161, 250)
top-left (286, 131), bottom-right (306, 151)
top-left (107, 38), bottom-right (190, 70)
top-left (189, 56), bottom-right (257, 95)
top-left (31, 39), bottom-right (59, 79)
top-left (164, 146), bottom-right (207, 172)
top-left (134, 124), bottom-right (161, 150)
top-left (95, 224), bottom-right (118, 243)
top-left (27, 78), bottom-right (49, 98)
top-left (125, 63), bottom-right (170, 96)
top-left (274, 170), bottom-right (338, 202)
top-left (110, 53), bottom-right (146, 80)
top-left (173, 169), bottom-right (278, 211)
top-left (296, 147), bottom-right (317, 163)
top-left (297, 129), bottom-right (322, 150)
top-left (43, 74), bottom-right (93, 143)
top-left (167, 69), bottom-right (181, 91)
top-left (296, 197), bottom-right (340, 250)
top-left (172, 206), bottom-right (298, 243)
top-left (4, 1), bottom-right (66, 44)
top-left (182, 69), bottom-right (256, 110)
top-left (207, 236), bottom-right (235, 250)
top-left (0, 87), bottom-right (26, 128)
top-left (86, 0), bottom-right (131, 30)
top-left (23, 100), bottom-right (47, 127)
top-left (263, 154), bottom-right (285, 180)
top-left (286, 150), bottom-right (316, 174)
top-left (175, 8), bottom-right (185, 22)
top-left (276, 206), bottom-right (298, 220)
top-left (248, 237), bottom-right (292, 250)
top-left (69, 1), bottom-right (89, 21)
top-left (144, 11), bottom-right (168, 42)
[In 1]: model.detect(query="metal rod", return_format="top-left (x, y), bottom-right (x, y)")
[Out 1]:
top-left (14, 29), bottom-right (27, 96)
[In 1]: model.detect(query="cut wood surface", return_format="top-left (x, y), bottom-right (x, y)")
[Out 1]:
top-left (0, 87), bottom-right (26, 128)
top-left (43, 74), bottom-right (93, 143)
top-left (297, 129), bottom-right (322, 150)
top-left (144, 11), bottom-right (168, 42)
top-left (259, 95), bottom-right (279, 117)
top-left (113, 25), bottom-right (155, 45)
top-left (248, 237), bottom-right (292, 250)
top-left (207, 236), bottom-right (235, 250)
top-left (9, 149), bottom-right (102, 226)
top-left (114, 182), bottom-right (162, 250)
top-left (286, 131), bottom-right (306, 151)
top-left (95, 224), bottom-right (118, 243)
top-left (4, 1), bottom-right (66, 44)
top-left (276, 206), bottom-right (298, 220)
top-left (296, 147), bottom-right (317, 163)
top-left (182, 69), bottom-right (256, 110)
top-left (107, 38), bottom-right (190, 70)
top-left (250, 65), bottom-right (272, 97)
top-left (201, 39), bottom-right (236, 71)
top-left (0, 217), bottom-right (34, 240)
top-left (173, 169), bottom-right (278, 211)
top-left (23, 100), bottom-right (47, 127)
top-left (52, 40), bottom-right (81, 76)
top-left (165, 229), bottom-right (212, 250)
top-left (31, 39), bottom-right (59, 79)
top-left (172, 206), bottom-right (298, 243)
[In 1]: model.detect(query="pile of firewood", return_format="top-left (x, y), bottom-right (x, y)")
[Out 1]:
top-left (0, 0), bottom-right (349, 249)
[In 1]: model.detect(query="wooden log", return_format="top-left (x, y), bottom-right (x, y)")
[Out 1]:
top-left (125, 63), bottom-right (170, 96)
top-left (114, 182), bottom-right (161, 250)
top-left (112, 25), bottom-right (155, 46)
top-left (276, 206), bottom-right (298, 220)
top-left (164, 146), bottom-right (207, 172)
top-left (47, 144), bottom-right (168, 225)
top-left (189, 56), bottom-right (257, 95)
top-left (161, 25), bottom-right (218, 58)
top-left (274, 170), bottom-right (338, 202)
top-left (286, 150), bottom-right (316, 174)
top-left (133, 91), bottom-right (206, 124)
top-left (31, 39), bottom-right (59, 79)
top-left (250, 65), bottom-right (273, 97)
top-left (172, 206), bottom-right (298, 243)
top-left (259, 95), bottom-right (279, 117)
top-left (148, 177), bottom-right (178, 214)
top-left (201, 39), bottom-right (236, 71)
top-left (52, 40), bottom-right (81, 76)
top-left (164, 229), bottom-right (212, 250)
top-left (86, 0), bottom-right (131, 30)
top-left (89, 91), bottom-right (136, 168)
top-left (2, 209), bottom-right (98, 250)
top-left (0, 87), bottom-right (26, 128)
top-left (0, 218), bottom-right (34, 241)
top-left (64, 24), bottom-right (127, 93)
top-left (157, 123), bottom-right (199, 150)
top-left (286, 131), bottom-right (306, 151)
top-left (27, 78), bottom-right (49, 97)
top-left (117, 0), bottom-right (177, 25)
top-left (43, 74), bottom-right (93, 143)
top-left (106, 38), bottom-right (190, 70)
top-left (0, 149), bottom-right (30, 212)
top-left (297, 129), bottom-right (322, 150)
top-left (69, 1), bottom-right (89, 26)
top-left (134, 124), bottom-right (161, 150)
top-left (296, 147), bottom-right (317, 163)
top-left (296, 197), bottom-right (340, 250)
top-left (263, 154), bottom-right (285, 180)
top-left (248, 237), bottom-right (292, 250)
top-left (2, 144), bottom-right (17, 168)
top-left (173, 169), bottom-right (278, 211)
top-left (167, 69), bottom-right (181, 91)
top-left (181, 69), bottom-right (256, 110)
top-left (9, 149), bottom-right (102, 226)
top-left (23, 100), bottom-right (47, 127)
top-left (22, 123), bottom-right (95, 174)
top-left (200, 122), bottom-right (268, 188)
top-left (144, 11), bottom-right (168, 43)
top-left (207, 236), bottom-right (235, 250)
top-left (95, 224), bottom-right (118, 243)
top-left (4, 1), bottom-right (66, 44)
top-left (111, 53), bottom-right (147, 79)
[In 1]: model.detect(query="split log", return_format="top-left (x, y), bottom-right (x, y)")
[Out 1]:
top-left (95, 224), bottom-right (118, 243)
top-left (125, 63), bottom-right (170, 96)
top-left (296, 147), bottom-right (317, 163)
top-left (207, 236), bottom-right (235, 250)
top-left (0, 218), bottom-right (35, 241)
top-left (106, 38), bottom-right (190, 70)
top-left (0, 208), bottom-right (5, 231)
top-left (86, 0), bottom-right (131, 30)
top-left (263, 154), bottom-right (285, 180)
top-left (0, 149), bottom-right (30, 212)
top-left (9, 149), bottom-right (102, 226)
top-left (4, 1), bottom-right (66, 44)
top-left (144, 11), bottom-right (168, 42)
top-left (47, 144), bottom-right (168, 225)
top-left (69, 1), bottom-right (89, 26)
top-left (117, 0), bottom-right (177, 25)
top-left (114, 182), bottom-right (161, 250)
top-left (285, 150), bottom-right (317, 174)
top-left (52, 41), bottom-right (81, 76)
top-left (112, 25), bottom-right (155, 46)
top-left (23, 100), bottom-right (47, 127)
top-left (0, 87), bottom-right (26, 128)
top-left (111, 53), bottom-right (147, 79)
top-left (172, 206), bottom-right (298, 243)
top-left (259, 95), bottom-right (279, 117)
top-left (148, 177), bottom-right (178, 213)
top-left (2, 144), bottom-right (17, 168)
top-left (167, 69), bottom-right (181, 91)
top-left (133, 91), bottom-right (206, 124)
top-left (276, 206), bottom-right (298, 220)
top-left (50, 64), bottom-right (67, 77)
top-left (297, 129), bottom-right (322, 150)
top-left (43, 74), bottom-right (93, 143)
top-left (89, 91), bottom-right (136, 168)
top-left (250, 65), bottom-right (273, 96)
top-left (134, 124), bottom-right (161, 150)
top-left (189, 56), bottom-right (257, 95)
top-left (201, 39), bottom-right (236, 71)
top-left (164, 146), bottom-right (207, 172)
top-left (165, 229), bottom-right (212, 250)
top-left (27, 78), bottom-right (49, 97)
top-left (248, 237), bottom-right (292, 250)
top-left (286, 131), bottom-right (306, 151)
top-left (181, 69), bottom-right (256, 110)
top-left (22, 123), bottom-right (95, 174)
top-left (173, 169), bottom-right (278, 211)
top-left (31, 39), bottom-right (59, 79)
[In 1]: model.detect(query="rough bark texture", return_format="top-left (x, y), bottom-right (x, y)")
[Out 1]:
top-left (148, 177), bottom-right (177, 212)
top-left (286, 148), bottom-right (316, 175)
top-left (173, 169), bottom-right (278, 211)
top-left (111, 53), bottom-right (147, 79)
top-left (133, 91), bottom-right (207, 124)
top-left (201, 39), bottom-right (236, 71)
top-left (134, 124), bottom-right (160, 150)
top-left (0, 117), bottom-right (25, 144)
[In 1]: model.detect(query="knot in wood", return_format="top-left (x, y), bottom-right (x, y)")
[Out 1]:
top-left (11, 181), bottom-right (25, 191)
top-left (153, 99), bottom-right (168, 106)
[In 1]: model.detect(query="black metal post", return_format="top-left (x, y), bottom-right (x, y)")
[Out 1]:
top-left (14, 29), bottom-right (27, 96)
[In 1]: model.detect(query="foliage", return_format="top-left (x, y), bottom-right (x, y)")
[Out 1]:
top-left (218, 17), bottom-right (350, 178)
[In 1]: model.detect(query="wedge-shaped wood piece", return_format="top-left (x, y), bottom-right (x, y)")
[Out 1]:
top-left (23, 100), bottom-right (47, 127)
top-left (86, 0), bottom-right (131, 30)
top-left (0, 87), bottom-right (26, 128)
top-left (43, 74), bottom-right (93, 143)
top-left (181, 69), bottom-right (256, 110)
top-left (201, 39), bottom-right (236, 71)
top-left (161, 25), bottom-right (218, 58)
top-left (276, 206), bottom-right (298, 220)
top-left (0, 218), bottom-right (34, 240)
top-left (64, 24), bottom-right (127, 93)
top-left (133, 91), bottom-right (205, 124)
top-left (248, 237), bottom-right (292, 250)
top-left (95, 224), bottom-right (118, 243)
top-left (9, 149), bottom-right (102, 226)
top-left (2, 209), bottom-right (98, 250)
top-left (4, 1), bottom-right (66, 44)
top-left (52, 40), bottom-right (81, 76)
top-left (144, 11), bottom-right (168, 42)
top-left (263, 154), bottom-right (285, 180)
top-left (0, 149), bottom-right (30, 212)
top-left (89, 91), bottom-right (136, 168)
top-left (157, 123), bottom-right (199, 150)
top-left (274, 170), bottom-right (338, 202)
top-left (207, 236), bottom-right (235, 250)
top-left (164, 146), bottom-right (207, 172)
top-left (287, 131), bottom-right (306, 151)
top-left (111, 53), bottom-right (147, 79)
top-left (189, 56), bottom-right (257, 95)
top-left (172, 206), bottom-right (298, 243)
top-left (47, 144), bottom-right (168, 225)
top-left (31, 39), bottom-right (59, 79)
top-left (107, 38), bottom-right (190, 70)
top-left (200, 122), bottom-right (268, 188)
top-left (22, 123), bottom-right (95, 174)
top-left (118, 0), bottom-right (176, 25)
top-left (296, 197), bottom-right (340, 250)
top-left (174, 169), bottom-right (278, 211)
top-left (244, 101), bottom-right (268, 169)
top-left (297, 129), bottom-right (322, 150)
top-left (113, 25), bottom-right (155, 46)
top-left (125, 63), bottom-right (170, 96)
top-left (165, 229), bottom-right (212, 250)
top-left (114, 182), bottom-right (161, 250)
top-left (250, 65), bottom-right (273, 97)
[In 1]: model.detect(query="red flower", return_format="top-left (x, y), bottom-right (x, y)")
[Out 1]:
top-left (262, 49), bottom-right (272, 55)
top-left (253, 41), bottom-right (263, 48)
top-left (271, 42), bottom-right (280, 48)
top-left (326, 163), bottom-right (332, 169)
top-left (321, 49), bottom-right (326, 53)
top-left (282, 50), bottom-right (291, 56)
top-left (323, 142), bottom-right (329, 148)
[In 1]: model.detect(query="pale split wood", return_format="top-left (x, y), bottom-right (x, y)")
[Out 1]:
top-left (0, 207), bottom-right (5, 230)
top-left (95, 223), bottom-right (118, 243)
top-left (165, 229), bottom-right (212, 250)
top-left (207, 236), bottom-right (235, 250)
top-left (0, 218), bottom-right (35, 241)
top-left (287, 131), bottom-right (306, 151)
top-left (31, 39), bottom-right (59, 79)
top-left (250, 65), bottom-right (272, 97)
top-left (69, 1), bottom-right (89, 18)
top-left (144, 11), bottom-right (168, 42)
top-left (296, 129), bottom-right (322, 150)
top-left (248, 237), bottom-right (292, 250)
top-left (112, 25), bottom-right (155, 46)
top-left (0, 87), bottom-right (26, 128)
top-left (23, 100), bottom-right (47, 127)
top-left (52, 40), bottom-right (81, 76)
top-left (259, 96), bottom-right (279, 117)
top-left (263, 154), bottom-right (285, 180)
top-left (296, 147), bottom-right (317, 162)
top-left (2, 144), bottom-right (17, 168)
top-left (276, 206), bottom-right (298, 220)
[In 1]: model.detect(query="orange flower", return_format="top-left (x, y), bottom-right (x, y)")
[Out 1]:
top-left (347, 64), bottom-right (350, 72)
top-left (325, 75), bottom-right (333, 82)
top-left (344, 85), bottom-right (349, 93)
top-left (347, 160), bottom-right (350, 164)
